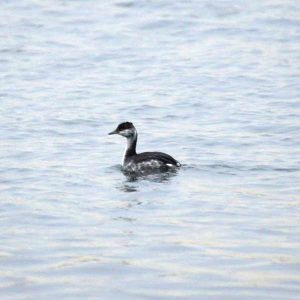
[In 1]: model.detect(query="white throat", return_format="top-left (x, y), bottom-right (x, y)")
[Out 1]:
top-left (122, 131), bottom-right (137, 166)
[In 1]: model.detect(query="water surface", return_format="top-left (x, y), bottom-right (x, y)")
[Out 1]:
top-left (1, 0), bottom-right (300, 299)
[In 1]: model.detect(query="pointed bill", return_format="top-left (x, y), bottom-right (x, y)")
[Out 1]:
top-left (108, 129), bottom-right (117, 135)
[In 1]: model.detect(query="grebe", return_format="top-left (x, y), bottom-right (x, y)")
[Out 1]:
top-left (108, 122), bottom-right (181, 172)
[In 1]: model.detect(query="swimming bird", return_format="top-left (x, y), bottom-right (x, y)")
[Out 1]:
top-left (108, 122), bottom-right (181, 172)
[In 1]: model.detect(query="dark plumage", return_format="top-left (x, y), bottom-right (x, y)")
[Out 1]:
top-left (108, 122), bottom-right (181, 172)
top-left (129, 151), bottom-right (179, 166)
top-left (116, 122), bottom-right (134, 132)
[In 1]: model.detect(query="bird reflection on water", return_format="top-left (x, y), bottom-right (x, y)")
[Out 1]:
top-left (118, 168), bottom-right (179, 193)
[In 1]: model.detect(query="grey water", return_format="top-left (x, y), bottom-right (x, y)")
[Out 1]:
top-left (1, 0), bottom-right (300, 299)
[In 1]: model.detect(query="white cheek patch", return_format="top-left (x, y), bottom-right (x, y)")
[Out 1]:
top-left (119, 129), bottom-right (132, 137)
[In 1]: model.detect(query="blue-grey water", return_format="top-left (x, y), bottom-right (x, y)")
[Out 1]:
top-left (1, 1), bottom-right (300, 299)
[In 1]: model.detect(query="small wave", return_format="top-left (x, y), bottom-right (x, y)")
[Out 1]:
top-left (189, 163), bottom-right (300, 173)
top-left (115, 1), bottom-right (135, 8)
top-left (105, 164), bottom-right (122, 174)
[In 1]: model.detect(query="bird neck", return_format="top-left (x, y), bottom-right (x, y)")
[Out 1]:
top-left (122, 132), bottom-right (137, 165)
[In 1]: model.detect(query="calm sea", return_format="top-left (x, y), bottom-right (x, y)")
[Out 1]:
top-left (1, 0), bottom-right (300, 299)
